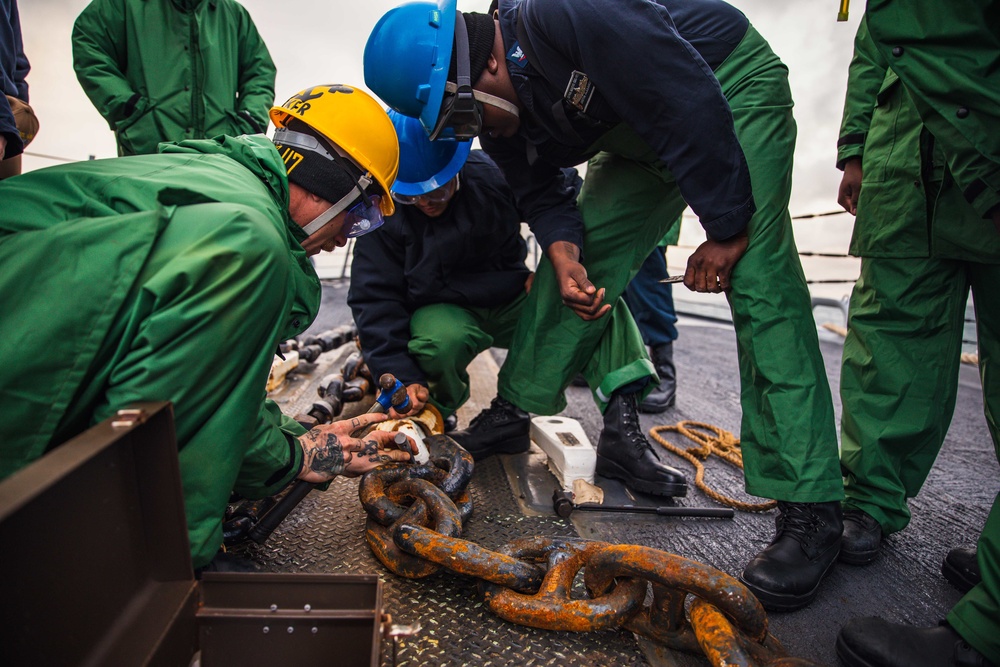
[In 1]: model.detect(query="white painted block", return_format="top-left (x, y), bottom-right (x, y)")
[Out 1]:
top-left (530, 416), bottom-right (597, 492)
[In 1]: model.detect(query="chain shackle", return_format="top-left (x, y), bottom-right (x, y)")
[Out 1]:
top-left (360, 464), bottom-right (447, 525)
top-left (359, 434), bottom-right (474, 526)
top-left (479, 538), bottom-right (647, 632)
top-left (422, 434), bottom-right (475, 496)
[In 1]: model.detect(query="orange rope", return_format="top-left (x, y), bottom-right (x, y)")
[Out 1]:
top-left (648, 421), bottom-right (777, 513)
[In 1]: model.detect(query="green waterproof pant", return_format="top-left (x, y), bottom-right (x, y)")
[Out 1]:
top-left (408, 295), bottom-right (526, 418)
top-left (72, 204), bottom-right (304, 568)
top-left (409, 289), bottom-right (650, 417)
top-left (498, 25), bottom-right (842, 502)
top-left (840, 256), bottom-right (1000, 661)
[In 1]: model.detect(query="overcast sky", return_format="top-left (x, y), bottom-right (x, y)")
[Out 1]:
top-left (17, 0), bottom-right (862, 250)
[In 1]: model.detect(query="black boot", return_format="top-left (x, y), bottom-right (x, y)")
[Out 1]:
top-left (739, 501), bottom-right (842, 611)
top-left (639, 343), bottom-right (676, 413)
top-left (595, 391), bottom-right (687, 497)
top-left (839, 508), bottom-right (882, 565)
top-left (449, 396), bottom-right (530, 461)
top-left (837, 618), bottom-right (994, 667)
top-left (943, 546), bottom-right (981, 594)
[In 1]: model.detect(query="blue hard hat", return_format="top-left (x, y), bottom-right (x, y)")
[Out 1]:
top-left (388, 109), bottom-right (471, 196)
top-left (365, 0), bottom-right (457, 137)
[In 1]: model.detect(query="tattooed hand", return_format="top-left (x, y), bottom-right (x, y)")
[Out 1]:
top-left (296, 412), bottom-right (414, 483)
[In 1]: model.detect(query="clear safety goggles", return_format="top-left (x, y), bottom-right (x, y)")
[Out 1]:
top-left (343, 193), bottom-right (385, 237)
top-left (391, 175), bottom-right (460, 206)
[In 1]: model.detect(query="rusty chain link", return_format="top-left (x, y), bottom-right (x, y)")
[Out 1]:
top-left (359, 434), bottom-right (819, 666)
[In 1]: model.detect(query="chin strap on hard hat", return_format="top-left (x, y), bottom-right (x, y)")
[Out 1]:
top-left (443, 81), bottom-right (519, 118)
top-left (275, 127), bottom-right (374, 237)
top-left (300, 185), bottom-right (365, 236)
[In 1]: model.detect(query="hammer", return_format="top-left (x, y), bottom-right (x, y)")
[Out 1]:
top-left (552, 489), bottom-right (734, 519)
top-left (350, 373), bottom-right (411, 438)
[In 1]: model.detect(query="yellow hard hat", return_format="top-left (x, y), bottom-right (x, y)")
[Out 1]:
top-left (271, 84), bottom-right (399, 216)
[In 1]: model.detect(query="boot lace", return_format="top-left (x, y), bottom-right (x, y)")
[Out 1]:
top-left (620, 393), bottom-right (658, 457)
top-left (775, 502), bottom-right (823, 544)
top-left (469, 396), bottom-right (520, 429)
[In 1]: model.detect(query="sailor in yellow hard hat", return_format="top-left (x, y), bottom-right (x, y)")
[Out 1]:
top-left (0, 84), bottom-right (410, 572)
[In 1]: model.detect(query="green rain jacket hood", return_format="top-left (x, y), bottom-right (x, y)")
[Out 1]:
top-left (0, 134), bottom-right (320, 485)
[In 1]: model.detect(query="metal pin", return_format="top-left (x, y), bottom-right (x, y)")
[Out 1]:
top-left (111, 408), bottom-right (146, 428)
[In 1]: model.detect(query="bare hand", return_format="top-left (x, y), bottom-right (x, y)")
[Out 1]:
top-left (0, 134), bottom-right (7, 159)
top-left (838, 158), bottom-right (862, 216)
top-left (296, 413), bottom-right (412, 483)
top-left (524, 272), bottom-right (535, 294)
top-left (548, 241), bottom-right (610, 320)
top-left (684, 231), bottom-right (749, 293)
top-left (390, 383), bottom-right (429, 418)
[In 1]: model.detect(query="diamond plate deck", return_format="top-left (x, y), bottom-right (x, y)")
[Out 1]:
top-left (244, 283), bottom-right (995, 667)
top-left (231, 453), bottom-right (647, 666)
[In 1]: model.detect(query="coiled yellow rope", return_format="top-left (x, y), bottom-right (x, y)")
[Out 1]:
top-left (648, 421), bottom-right (777, 513)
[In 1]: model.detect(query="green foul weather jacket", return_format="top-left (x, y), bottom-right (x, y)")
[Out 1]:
top-left (836, 15), bottom-right (1000, 261)
top-left (0, 135), bottom-right (320, 567)
top-left (72, 0), bottom-right (276, 156)
top-left (864, 0), bottom-right (1000, 223)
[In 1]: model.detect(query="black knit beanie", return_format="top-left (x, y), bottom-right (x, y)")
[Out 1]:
top-left (447, 12), bottom-right (496, 84)
top-left (275, 119), bottom-right (360, 205)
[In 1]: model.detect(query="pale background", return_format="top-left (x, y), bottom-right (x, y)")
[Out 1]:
top-left (17, 0), bottom-right (863, 269)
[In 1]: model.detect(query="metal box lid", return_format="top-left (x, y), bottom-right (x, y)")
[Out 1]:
top-left (1, 402), bottom-right (384, 667)
top-left (0, 402), bottom-right (199, 666)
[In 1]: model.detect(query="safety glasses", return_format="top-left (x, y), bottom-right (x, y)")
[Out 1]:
top-left (391, 176), bottom-right (460, 206)
top-left (343, 194), bottom-right (385, 237)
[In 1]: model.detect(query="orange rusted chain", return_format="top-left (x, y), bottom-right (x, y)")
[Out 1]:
top-left (395, 523), bottom-right (546, 593)
top-left (583, 543), bottom-right (769, 642)
top-left (479, 538), bottom-right (647, 632)
top-left (358, 435), bottom-right (820, 666)
top-left (648, 421), bottom-right (777, 512)
top-left (365, 481), bottom-right (463, 579)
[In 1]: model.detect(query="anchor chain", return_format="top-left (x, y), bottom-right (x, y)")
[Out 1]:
top-left (359, 435), bottom-right (818, 667)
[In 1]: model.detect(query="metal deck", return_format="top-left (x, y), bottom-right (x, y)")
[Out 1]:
top-left (236, 280), bottom-right (994, 667)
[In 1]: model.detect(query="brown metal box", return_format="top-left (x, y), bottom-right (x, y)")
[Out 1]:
top-left (198, 573), bottom-right (383, 667)
top-left (0, 402), bottom-right (384, 667)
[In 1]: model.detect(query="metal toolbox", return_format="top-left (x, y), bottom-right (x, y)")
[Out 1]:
top-left (0, 402), bottom-right (384, 667)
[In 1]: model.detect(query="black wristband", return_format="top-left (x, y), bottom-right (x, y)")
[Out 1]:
top-left (123, 92), bottom-right (142, 118)
top-left (264, 431), bottom-right (301, 487)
